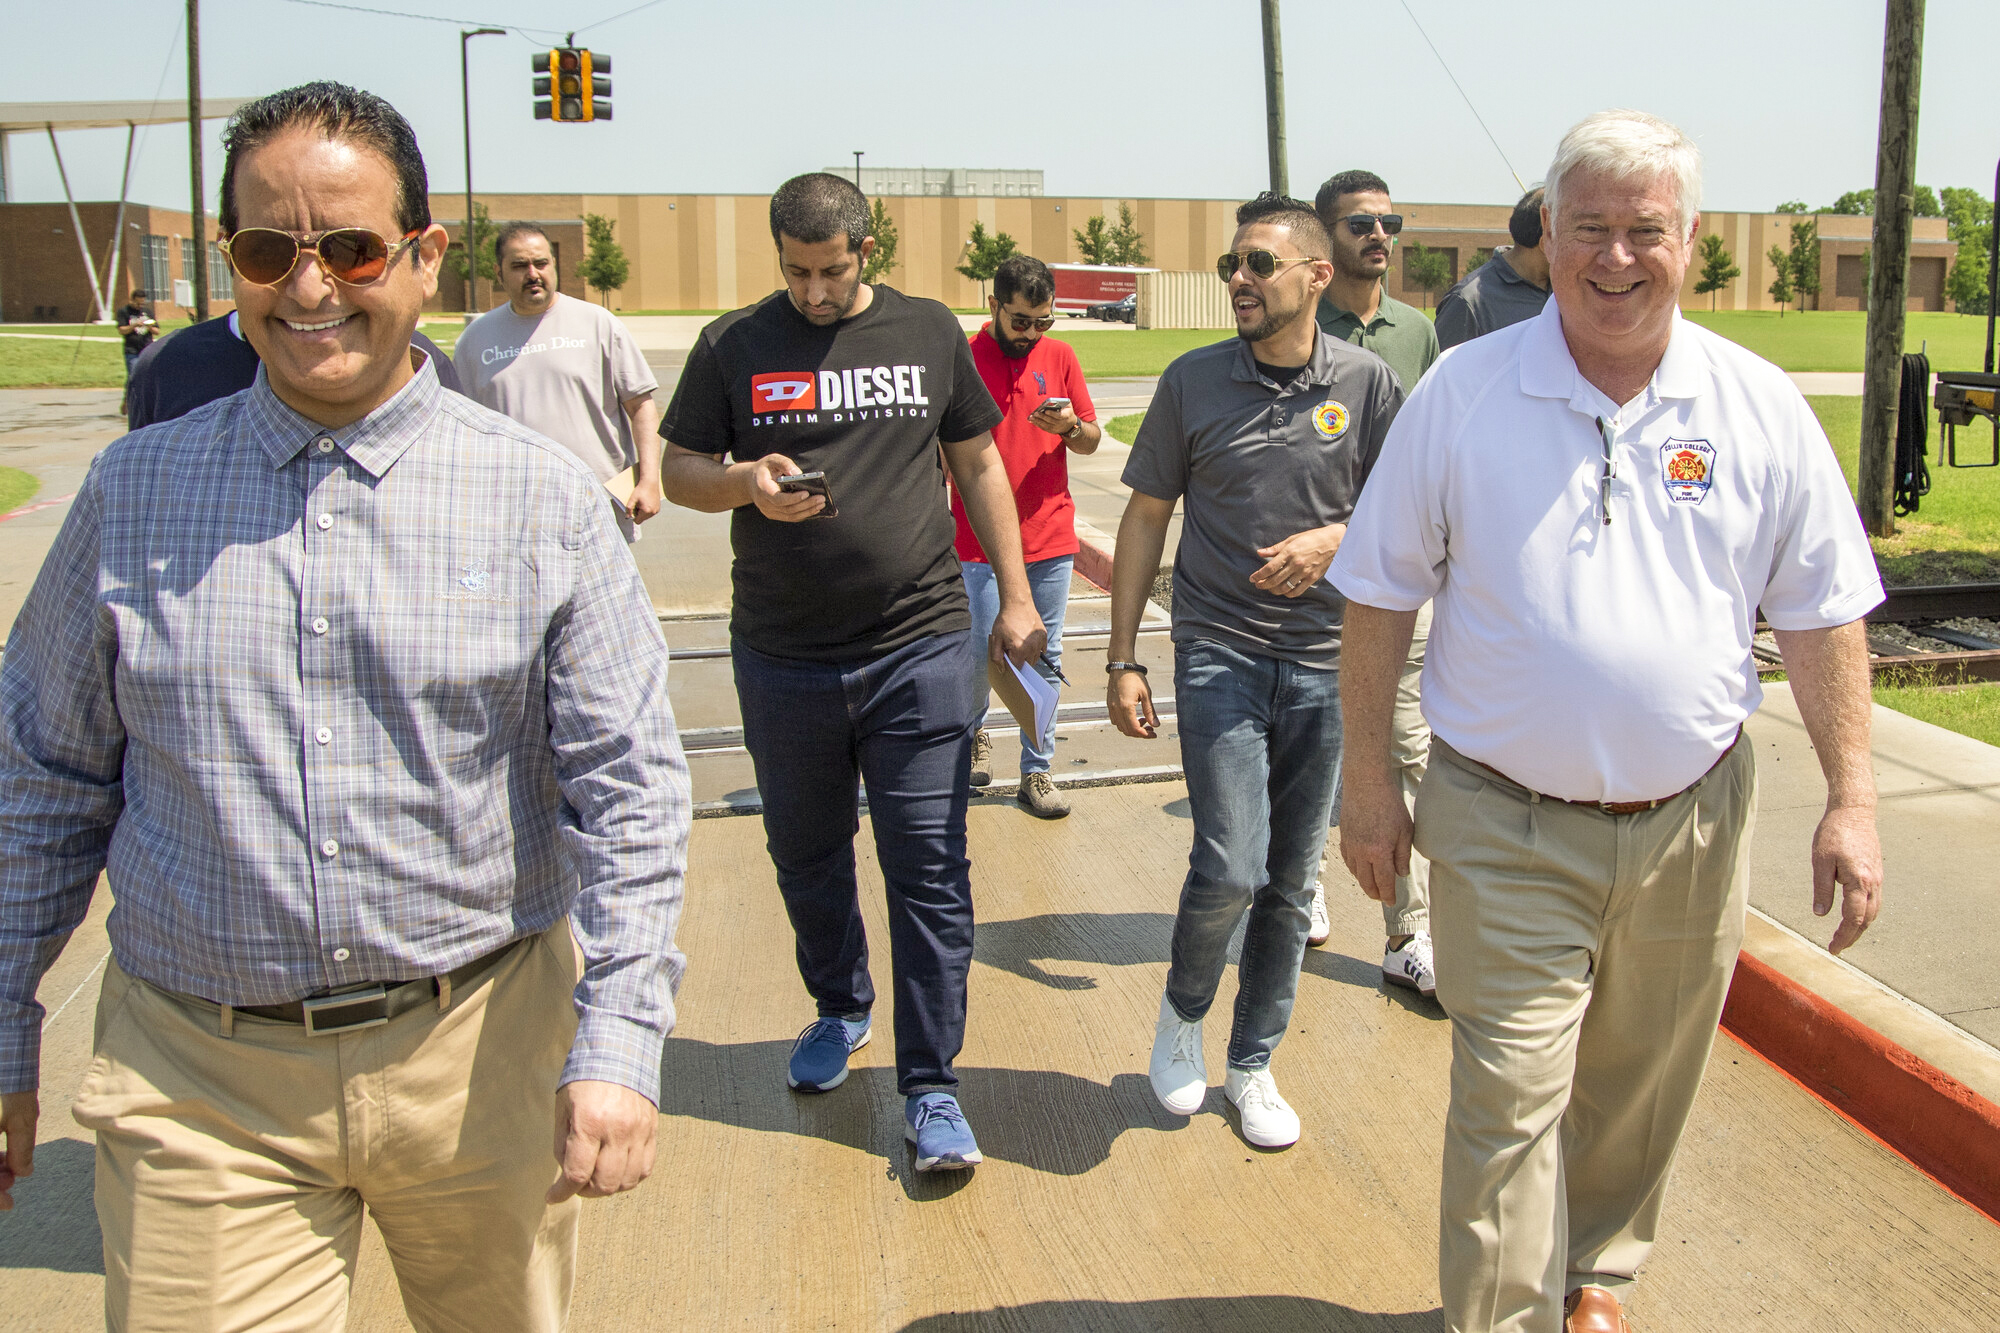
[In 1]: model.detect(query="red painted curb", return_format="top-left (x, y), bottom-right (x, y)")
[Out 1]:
top-left (1721, 951), bottom-right (2000, 1222)
top-left (1074, 519), bottom-right (1116, 593)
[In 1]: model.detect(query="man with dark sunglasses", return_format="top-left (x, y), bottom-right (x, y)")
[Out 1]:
top-left (955, 253), bottom-right (1100, 817)
top-left (1109, 193), bottom-right (1401, 1150)
top-left (1307, 168), bottom-right (1441, 999)
top-left (0, 82), bottom-right (690, 1330)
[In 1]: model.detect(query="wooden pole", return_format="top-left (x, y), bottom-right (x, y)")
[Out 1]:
top-left (186, 0), bottom-right (209, 323)
top-left (1858, 0), bottom-right (1925, 538)
top-left (1259, 0), bottom-right (1287, 196)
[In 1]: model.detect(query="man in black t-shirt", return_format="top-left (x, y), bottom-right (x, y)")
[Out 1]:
top-left (662, 173), bottom-right (1046, 1174)
top-left (116, 290), bottom-right (159, 412)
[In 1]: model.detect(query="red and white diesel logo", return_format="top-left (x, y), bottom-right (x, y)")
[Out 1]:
top-left (750, 373), bottom-right (817, 411)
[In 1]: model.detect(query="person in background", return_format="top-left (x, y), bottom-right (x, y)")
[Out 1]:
top-left (455, 224), bottom-right (661, 541)
top-left (116, 289), bottom-right (158, 415)
top-left (1435, 186), bottom-right (1552, 350)
top-left (956, 253), bottom-right (1100, 819)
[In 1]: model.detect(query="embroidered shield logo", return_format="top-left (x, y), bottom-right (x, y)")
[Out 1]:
top-left (1659, 438), bottom-right (1716, 505)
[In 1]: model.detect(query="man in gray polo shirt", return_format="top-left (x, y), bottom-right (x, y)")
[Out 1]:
top-left (1107, 193), bottom-right (1400, 1150)
top-left (1436, 187), bottom-right (1552, 350)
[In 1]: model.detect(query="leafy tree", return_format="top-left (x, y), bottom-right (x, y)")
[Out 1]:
top-left (861, 198), bottom-right (899, 283)
top-left (448, 202), bottom-right (499, 287)
top-left (1072, 213), bottom-right (1113, 264)
top-left (1693, 234), bottom-right (1741, 311)
top-left (1826, 189), bottom-right (1874, 216)
top-left (1774, 200), bottom-right (1810, 215)
top-left (1463, 248), bottom-right (1491, 274)
top-left (1942, 186), bottom-right (1993, 315)
top-left (956, 222), bottom-right (1019, 302)
top-left (1403, 243), bottom-right (1453, 309)
top-left (577, 213), bottom-right (630, 306)
top-left (1766, 243), bottom-right (1794, 315)
top-left (1786, 218), bottom-right (1821, 310)
top-left (1106, 202), bottom-right (1150, 266)
top-left (1915, 185), bottom-right (1942, 218)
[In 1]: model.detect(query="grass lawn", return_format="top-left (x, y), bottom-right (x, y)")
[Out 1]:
top-left (0, 321), bottom-right (192, 340)
top-left (1807, 395), bottom-right (2000, 583)
top-left (1103, 413), bottom-right (1144, 445)
top-left (0, 466), bottom-right (39, 514)
top-left (0, 336), bottom-right (128, 389)
top-left (1687, 310), bottom-right (1989, 373)
top-left (1063, 329), bottom-right (1230, 379)
top-left (1874, 679), bottom-right (2000, 746)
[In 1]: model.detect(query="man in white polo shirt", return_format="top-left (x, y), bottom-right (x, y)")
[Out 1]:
top-left (1331, 110), bottom-right (1884, 1333)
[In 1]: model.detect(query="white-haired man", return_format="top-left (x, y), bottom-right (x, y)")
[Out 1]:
top-left (1331, 110), bottom-right (1883, 1333)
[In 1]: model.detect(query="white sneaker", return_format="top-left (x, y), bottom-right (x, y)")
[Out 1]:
top-left (1306, 880), bottom-right (1331, 947)
top-left (1383, 932), bottom-right (1437, 998)
top-left (1148, 993), bottom-right (1207, 1115)
top-left (1224, 1065), bottom-right (1301, 1148)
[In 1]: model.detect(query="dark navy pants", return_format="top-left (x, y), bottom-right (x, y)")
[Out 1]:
top-left (733, 631), bottom-right (981, 1095)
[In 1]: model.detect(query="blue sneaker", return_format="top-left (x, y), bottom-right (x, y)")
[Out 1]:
top-left (786, 1015), bottom-right (870, 1092)
top-left (904, 1091), bottom-right (982, 1172)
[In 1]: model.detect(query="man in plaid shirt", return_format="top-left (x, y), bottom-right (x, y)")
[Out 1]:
top-left (0, 83), bottom-right (690, 1331)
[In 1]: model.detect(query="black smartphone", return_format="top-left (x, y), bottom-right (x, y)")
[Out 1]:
top-left (777, 470), bottom-right (837, 518)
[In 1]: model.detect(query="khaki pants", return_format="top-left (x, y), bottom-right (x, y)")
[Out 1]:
top-left (1384, 601), bottom-right (1433, 936)
top-left (72, 926), bottom-right (582, 1333)
top-left (1416, 735), bottom-right (1754, 1333)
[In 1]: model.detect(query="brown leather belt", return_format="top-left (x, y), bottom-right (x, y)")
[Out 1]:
top-left (221, 940), bottom-right (519, 1036)
top-left (1449, 729), bottom-right (1742, 817)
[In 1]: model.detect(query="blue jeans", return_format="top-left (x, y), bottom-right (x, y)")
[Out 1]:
top-left (961, 555), bottom-right (1073, 775)
top-left (733, 632), bottom-right (981, 1095)
top-left (1167, 638), bottom-right (1342, 1069)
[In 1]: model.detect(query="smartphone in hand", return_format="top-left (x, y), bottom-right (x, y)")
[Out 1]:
top-left (777, 470), bottom-right (837, 519)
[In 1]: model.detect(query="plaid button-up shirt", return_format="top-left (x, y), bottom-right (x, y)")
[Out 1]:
top-left (0, 361), bottom-right (690, 1101)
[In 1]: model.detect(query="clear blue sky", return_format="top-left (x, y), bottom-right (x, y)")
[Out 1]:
top-left (8, 0), bottom-right (1997, 217)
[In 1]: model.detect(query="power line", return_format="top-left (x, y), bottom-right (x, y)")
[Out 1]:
top-left (573, 0), bottom-right (671, 36)
top-left (1397, 0), bottom-right (1525, 195)
top-left (276, 0), bottom-right (558, 40)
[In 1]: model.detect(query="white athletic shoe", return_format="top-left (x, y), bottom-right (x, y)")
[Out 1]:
top-left (1148, 993), bottom-right (1207, 1116)
top-left (1306, 880), bottom-right (1331, 947)
top-left (1224, 1065), bottom-right (1301, 1148)
top-left (1383, 932), bottom-right (1437, 998)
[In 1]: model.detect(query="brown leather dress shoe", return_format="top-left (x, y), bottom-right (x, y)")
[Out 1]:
top-left (1564, 1287), bottom-right (1631, 1333)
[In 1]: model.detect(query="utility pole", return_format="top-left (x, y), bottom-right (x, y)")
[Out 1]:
top-left (461, 27), bottom-right (506, 315)
top-left (853, 151), bottom-right (864, 190)
top-left (187, 0), bottom-right (208, 322)
top-left (1857, 0), bottom-right (1925, 537)
top-left (1259, 0), bottom-right (1288, 196)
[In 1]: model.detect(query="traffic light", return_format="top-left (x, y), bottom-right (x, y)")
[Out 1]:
top-left (532, 48), bottom-right (611, 122)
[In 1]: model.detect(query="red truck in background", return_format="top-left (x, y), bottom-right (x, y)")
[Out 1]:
top-left (1049, 264), bottom-right (1158, 318)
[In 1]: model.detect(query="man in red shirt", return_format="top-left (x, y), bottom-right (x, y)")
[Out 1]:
top-left (954, 255), bottom-right (1101, 818)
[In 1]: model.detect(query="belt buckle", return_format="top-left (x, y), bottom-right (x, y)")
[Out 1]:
top-left (301, 985), bottom-right (391, 1036)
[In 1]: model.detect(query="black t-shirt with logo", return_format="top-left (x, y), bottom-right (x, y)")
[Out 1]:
top-left (119, 304), bottom-right (158, 355)
top-left (664, 285), bottom-right (1002, 663)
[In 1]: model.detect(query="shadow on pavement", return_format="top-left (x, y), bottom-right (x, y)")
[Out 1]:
top-left (898, 1296), bottom-right (1447, 1331)
top-left (0, 1136), bottom-right (103, 1274)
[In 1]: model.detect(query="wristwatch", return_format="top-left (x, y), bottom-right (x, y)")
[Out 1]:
top-left (1105, 661), bottom-right (1147, 675)
top-left (1063, 421), bottom-right (1086, 440)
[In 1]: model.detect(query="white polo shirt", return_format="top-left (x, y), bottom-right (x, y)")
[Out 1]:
top-left (1329, 301), bottom-right (1882, 802)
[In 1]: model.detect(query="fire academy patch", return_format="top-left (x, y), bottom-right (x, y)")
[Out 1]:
top-left (1659, 438), bottom-right (1717, 505)
top-left (1311, 399), bottom-right (1350, 441)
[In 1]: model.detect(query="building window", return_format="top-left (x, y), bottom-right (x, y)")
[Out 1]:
top-left (181, 237), bottom-right (198, 282)
top-left (208, 242), bottom-right (234, 299)
top-left (140, 235), bottom-right (172, 300)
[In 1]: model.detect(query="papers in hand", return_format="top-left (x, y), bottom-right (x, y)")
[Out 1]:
top-left (987, 655), bottom-right (1059, 754)
top-left (604, 465), bottom-right (638, 512)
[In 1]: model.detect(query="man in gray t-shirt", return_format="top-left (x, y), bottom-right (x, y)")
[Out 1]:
top-left (455, 224), bottom-right (661, 541)
top-left (1107, 193), bottom-right (1400, 1152)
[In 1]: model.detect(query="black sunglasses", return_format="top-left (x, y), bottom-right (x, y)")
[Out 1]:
top-left (1339, 213), bottom-right (1404, 237)
top-left (1216, 249), bottom-right (1316, 283)
top-left (1001, 312), bottom-right (1057, 333)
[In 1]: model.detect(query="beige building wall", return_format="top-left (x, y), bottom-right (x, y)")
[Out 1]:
top-left (427, 192), bottom-right (1962, 316)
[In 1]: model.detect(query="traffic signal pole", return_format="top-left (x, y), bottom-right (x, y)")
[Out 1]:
top-left (461, 27), bottom-right (505, 315)
top-left (1858, 0), bottom-right (1925, 538)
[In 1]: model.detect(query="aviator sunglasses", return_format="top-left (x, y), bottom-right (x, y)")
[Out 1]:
top-left (219, 227), bottom-right (424, 287)
top-left (1003, 312), bottom-right (1058, 333)
top-left (1216, 249), bottom-right (1317, 283)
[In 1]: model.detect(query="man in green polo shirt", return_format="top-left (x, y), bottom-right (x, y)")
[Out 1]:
top-left (1313, 169), bottom-right (1439, 395)
top-left (1308, 168), bottom-right (1438, 1001)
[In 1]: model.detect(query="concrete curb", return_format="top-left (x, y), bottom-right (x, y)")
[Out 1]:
top-left (1723, 926), bottom-right (2000, 1223)
top-left (1074, 518), bottom-right (1116, 592)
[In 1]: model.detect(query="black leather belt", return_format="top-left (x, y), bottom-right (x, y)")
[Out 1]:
top-left (226, 943), bottom-right (516, 1036)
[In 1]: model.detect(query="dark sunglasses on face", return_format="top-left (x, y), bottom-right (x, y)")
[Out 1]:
top-left (1003, 312), bottom-right (1057, 333)
top-left (1339, 213), bottom-right (1404, 237)
top-left (1216, 249), bottom-right (1316, 283)
top-left (219, 227), bottom-right (423, 287)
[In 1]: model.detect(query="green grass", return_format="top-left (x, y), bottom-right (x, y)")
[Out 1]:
top-left (0, 336), bottom-right (128, 389)
top-left (1688, 311), bottom-right (1990, 373)
top-left (1807, 395), bottom-right (2000, 583)
top-left (1104, 413), bottom-right (1145, 445)
top-left (1061, 329), bottom-right (1231, 379)
top-left (0, 321), bottom-right (192, 339)
top-left (0, 466), bottom-right (38, 514)
top-left (1874, 678), bottom-right (2000, 745)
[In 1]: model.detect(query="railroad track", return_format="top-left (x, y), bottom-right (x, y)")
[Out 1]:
top-left (1753, 581), bottom-right (2000, 682)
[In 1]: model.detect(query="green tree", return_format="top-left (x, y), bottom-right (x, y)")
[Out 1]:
top-left (1826, 189), bottom-right (1874, 216)
top-left (1766, 243), bottom-right (1794, 315)
top-left (1403, 243), bottom-right (1453, 309)
top-left (861, 198), bottom-right (899, 284)
top-left (1693, 234), bottom-right (1741, 311)
top-left (1774, 200), bottom-right (1810, 214)
top-left (577, 213), bottom-right (630, 306)
top-left (1106, 202), bottom-right (1150, 266)
top-left (1942, 186), bottom-right (1993, 316)
top-left (1464, 248), bottom-right (1491, 274)
top-left (1786, 218), bottom-right (1821, 311)
top-left (956, 221), bottom-right (1018, 302)
top-left (448, 202), bottom-right (499, 287)
top-left (1072, 213), bottom-right (1113, 264)
top-left (1915, 185), bottom-right (1942, 218)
